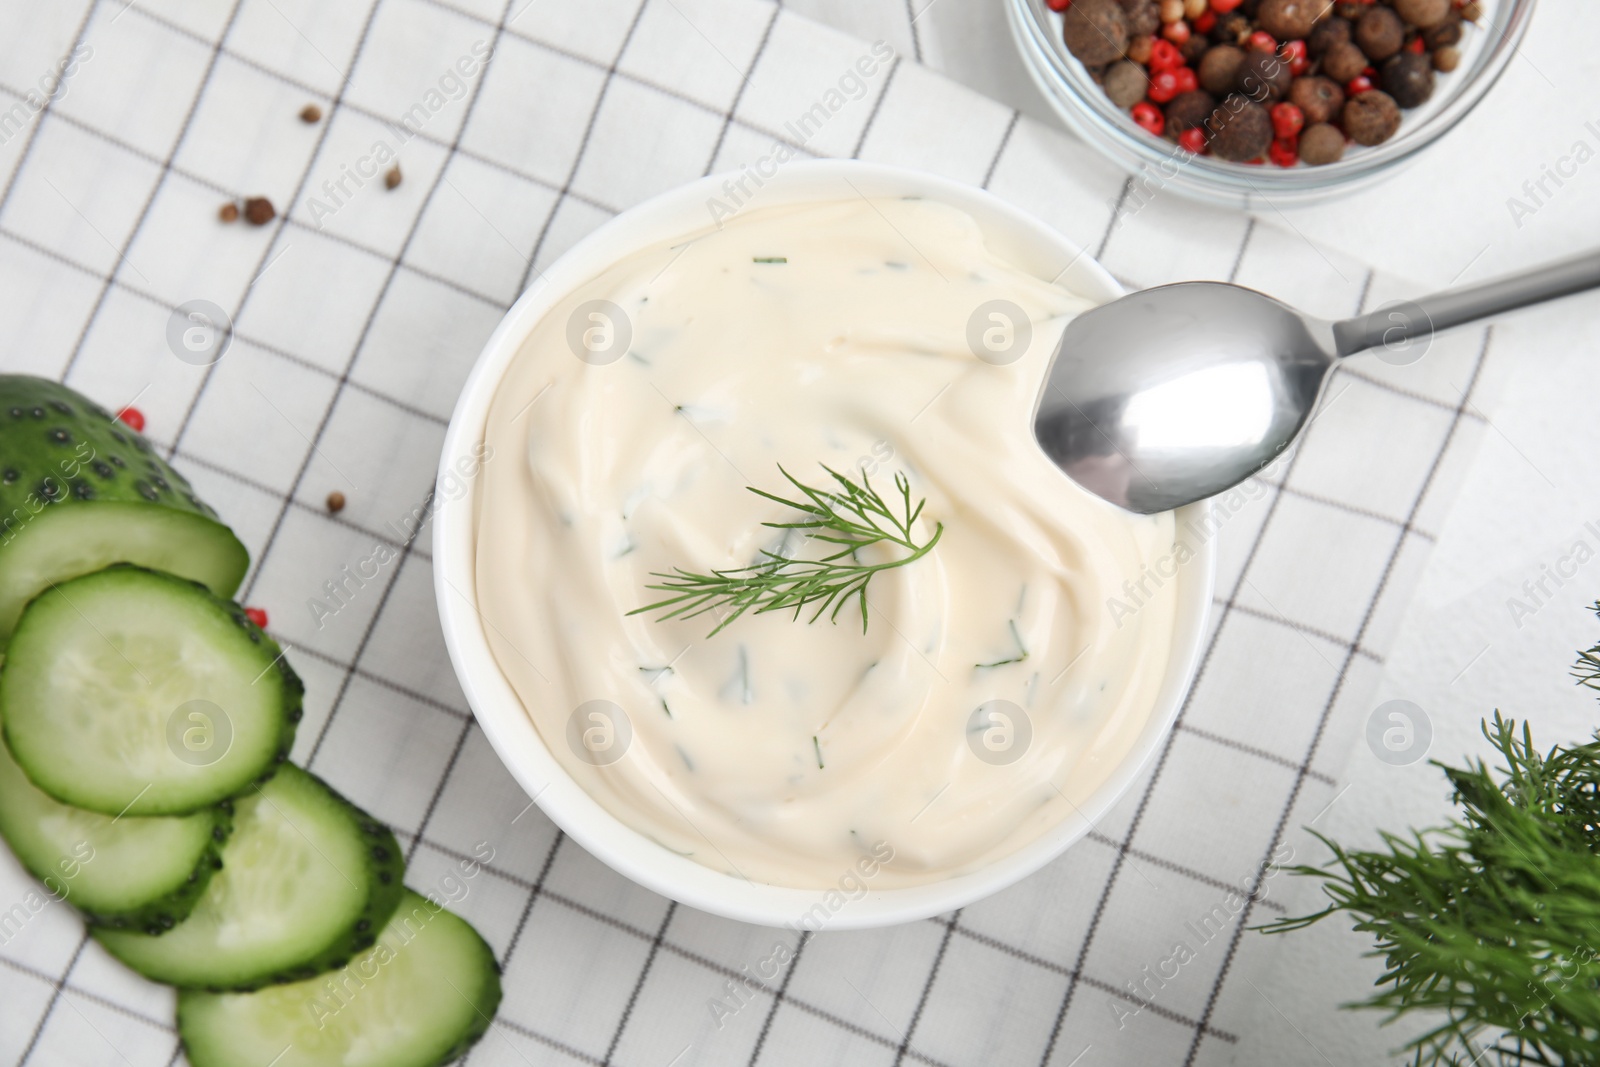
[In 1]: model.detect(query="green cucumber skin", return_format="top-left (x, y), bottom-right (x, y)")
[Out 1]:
top-left (264, 781), bottom-right (407, 990)
top-left (0, 736), bottom-right (234, 931)
top-left (85, 802), bottom-right (233, 933)
top-left (0, 375), bottom-right (248, 647)
top-left (93, 768), bottom-right (405, 992)
top-left (177, 892), bottom-right (503, 1067)
top-left (0, 563), bottom-right (304, 816)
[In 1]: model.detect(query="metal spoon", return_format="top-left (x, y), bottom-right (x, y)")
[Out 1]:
top-left (1035, 250), bottom-right (1600, 514)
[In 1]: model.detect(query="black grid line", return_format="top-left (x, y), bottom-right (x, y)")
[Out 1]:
top-left (0, 1), bottom-right (100, 219)
top-left (891, 910), bottom-right (959, 1067)
top-left (0, 225), bottom-right (462, 432)
top-left (245, 0), bottom-right (522, 785)
top-left (517, 0), bottom-right (649, 292)
top-left (981, 109), bottom-right (1021, 189)
top-left (16, 932), bottom-right (92, 1067)
top-left (57, 0), bottom-right (251, 383)
top-left (601, 902), bottom-right (678, 1065)
top-left (1034, 211), bottom-right (1327, 1066)
top-left (744, 930), bottom-right (811, 1065)
top-left (702, 1), bottom-right (782, 175)
top-left (0, 0), bottom-right (1509, 1063)
top-left (1177, 327), bottom-right (1494, 1066)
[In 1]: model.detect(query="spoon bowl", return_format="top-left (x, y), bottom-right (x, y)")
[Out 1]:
top-left (1036, 282), bottom-right (1333, 514)
top-left (1038, 251), bottom-right (1600, 513)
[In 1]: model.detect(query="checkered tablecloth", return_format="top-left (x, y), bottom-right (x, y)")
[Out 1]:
top-left (0, 1), bottom-right (1512, 1065)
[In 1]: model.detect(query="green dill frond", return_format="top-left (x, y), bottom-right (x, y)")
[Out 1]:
top-left (628, 464), bottom-right (942, 638)
top-left (1260, 709), bottom-right (1600, 1067)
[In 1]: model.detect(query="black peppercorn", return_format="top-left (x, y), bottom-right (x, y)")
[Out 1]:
top-left (1381, 51), bottom-right (1434, 107)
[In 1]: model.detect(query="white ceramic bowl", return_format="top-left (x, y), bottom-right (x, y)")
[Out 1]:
top-left (434, 160), bottom-right (1215, 929)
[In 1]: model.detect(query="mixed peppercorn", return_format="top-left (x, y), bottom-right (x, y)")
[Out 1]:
top-left (1053, 0), bottom-right (1480, 166)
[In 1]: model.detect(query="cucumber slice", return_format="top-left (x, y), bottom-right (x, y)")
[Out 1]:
top-left (178, 891), bottom-right (501, 1067)
top-left (0, 375), bottom-right (248, 650)
top-left (0, 564), bottom-right (301, 816)
top-left (0, 735), bottom-right (230, 931)
top-left (94, 765), bottom-right (405, 990)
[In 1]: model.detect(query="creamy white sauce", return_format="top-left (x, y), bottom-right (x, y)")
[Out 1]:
top-left (475, 198), bottom-right (1177, 889)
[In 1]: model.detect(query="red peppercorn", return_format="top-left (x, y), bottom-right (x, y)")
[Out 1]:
top-left (1407, 34), bottom-right (1426, 52)
top-left (1270, 101), bottom-right (1305, 138)
top-left (1194, 9), bottom-right (1216, 31)
top-left (1248, 29), bottom-right (1277, 51)
top-left (1147, 68), bottom-right (1182, 102)
top-left (244, 607), bottom-right (269, 629)
top-left (1178, 126), bottom-right (1208, 153)
top-left (1163, 18), bottom-right (1191, 42)
top-left (117, 407), bottom-right (145, 432)
top-left (1282, 38), bottom-right (1310, 75)
top-left (1148, 37), bottom-right (1184, 70)
top-left (1172, 66), bottom-right (1198, 92)
top-left (1210, 0), bottom-right (1243, 11)
top-left (1345, 74), bottom-right (1374, 94)
top-left (1047, 0), bottom-right (1071, 8)
top-left (1131, 100), bottom-right (1166, 135)
top-left (1269, 137), bottom-right (1299, 167)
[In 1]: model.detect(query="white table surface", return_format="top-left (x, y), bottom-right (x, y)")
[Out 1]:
top-left (791, 0), bottom-right (1600, 1061)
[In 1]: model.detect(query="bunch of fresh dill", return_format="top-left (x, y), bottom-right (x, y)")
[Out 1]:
top-left (1262, 623), bottom-right (1600, 1066)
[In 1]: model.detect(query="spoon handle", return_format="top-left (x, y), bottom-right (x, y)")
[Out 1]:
top-left (1331, 249), bottom-right (1600, 358)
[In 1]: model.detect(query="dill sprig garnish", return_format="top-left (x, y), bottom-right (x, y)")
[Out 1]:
top-left (1260, 706), bottom-right (1600, 1066)
top-left (629, 464), bottom-right (942, 638)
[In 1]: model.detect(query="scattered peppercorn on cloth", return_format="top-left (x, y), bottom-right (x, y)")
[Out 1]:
top-left (0, 2), bottom-right (1519, 1066)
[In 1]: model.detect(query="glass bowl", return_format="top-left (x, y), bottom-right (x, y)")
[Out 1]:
top-left (1006, 0), bottom-right (1537, 208)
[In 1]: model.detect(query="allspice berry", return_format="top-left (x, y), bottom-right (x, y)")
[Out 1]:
top-left (1104, 60), bottom-right (1150, 107)
top-left (1298, 122), bottom-right (1345, 164)
top-left (218, 202), bottom-right (240, 223)
top-left (1119, 0), bottom-right (1162, 38)
top-left (1256, 0), bottom-right (1330, 41)
top-left (1289, 75), bottom-right (1344, 124)
top-left (1237, 49), bottom-right (1291, 102)
top-left (1321, 40), bottom-right (1369, 82)
top-left (1198, 43), bottom-right (1246, 95)
top-left (326, 490), bottom-right (346, 513)
top-left (1395, 0), bottom-right (1450, 29)
top-left (1207, 97), bottom-right (1273, 160)
top-left (1063, 0), bottom-right (1131, 66)
top-left (1422, 15), bottom-right (1461, 48)
top-left (1355, 6), bottom-right (1404, 61)
top-left (384, 164), bottom-right (402, 190)
top-left (1165, 89), bottom-right (1217, 132)
top-left (1307, 15), bottom-right (1351, 56)
top-left (1211, 10), bottom-right (1251, 43)
top-left (299, 103), bottom-right (322, 124)
top-left (1343, 89), bottom-right (1402, 145)
top-left (243, 197), bottom-right (276, 225)
top-left (1433, 45), bottom-right (1460, 72)
top-left (1382, 51), bottom-right (1435, 107)
top-left (1180, 34), bottom-right (1209, 63)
